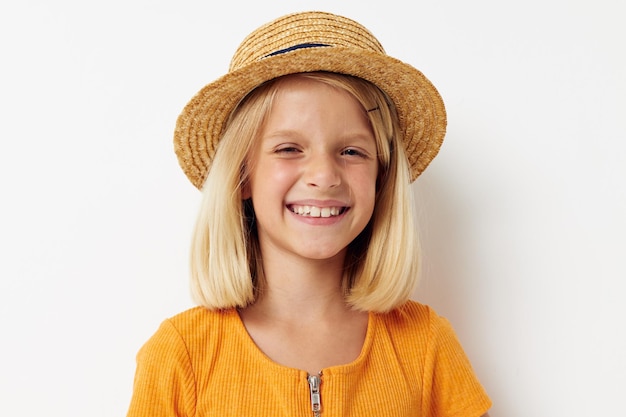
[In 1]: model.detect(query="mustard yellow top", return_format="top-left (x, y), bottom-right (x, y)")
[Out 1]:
top-left (127, 301), bottom-right (491, 417)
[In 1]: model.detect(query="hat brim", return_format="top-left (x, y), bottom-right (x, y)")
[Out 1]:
top-left (174, 47), bottom-right (446, 189)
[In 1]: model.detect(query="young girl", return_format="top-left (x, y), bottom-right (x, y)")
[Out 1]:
top-left (127, 11), bottom-right (492, 417)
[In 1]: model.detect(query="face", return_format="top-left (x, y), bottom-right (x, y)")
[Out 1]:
top-left (245, 75), bottom-right (378, 265)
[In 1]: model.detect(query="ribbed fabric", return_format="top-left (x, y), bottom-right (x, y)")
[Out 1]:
top-left (127, 301), bottom-right (491, 417)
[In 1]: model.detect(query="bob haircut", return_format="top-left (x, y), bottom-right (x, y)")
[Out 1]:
top-left (190, 72), bottom-right (420, 313)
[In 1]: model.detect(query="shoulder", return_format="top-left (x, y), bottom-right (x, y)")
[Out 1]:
top-left (378, 302), bottom-right (492, 415)
top-left (129, 307), bottom-right (230, 416)
top-left (165, 306), bottom-right (227, 335)
top-left (375, 300), bottom-right (462, 356)
top-left (137, 307), bottom-right (233, 364)
top-left (378, 300), bottom-right (447, 333)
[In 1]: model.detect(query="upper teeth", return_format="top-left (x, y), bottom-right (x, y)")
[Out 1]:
top-left (291, 205), bottom-right (343, 218)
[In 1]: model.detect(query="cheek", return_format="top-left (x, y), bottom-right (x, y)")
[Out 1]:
top-left (249, 161), bottom-right (294, 199)
top-left (357, 165), bottom-right (379, 192)
top-left (351, 170), bottom-right (378, 213)
top-left (265, 161), bottom-right (299, 186)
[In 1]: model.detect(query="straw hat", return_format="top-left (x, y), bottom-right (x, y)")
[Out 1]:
top-left (174, 11), bottom-right (446, 189)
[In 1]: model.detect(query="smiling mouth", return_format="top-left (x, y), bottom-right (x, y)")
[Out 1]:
top-left (288, 204), bottom-right (348, 218)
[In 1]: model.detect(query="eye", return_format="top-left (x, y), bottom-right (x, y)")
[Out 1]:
top-left (341, 148), bottom-right (369, 158)
top-left (275, 145), bottom-right (301, 154)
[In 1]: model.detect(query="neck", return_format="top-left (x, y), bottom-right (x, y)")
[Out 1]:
top-left (248, 252), bottom-right (350, 323)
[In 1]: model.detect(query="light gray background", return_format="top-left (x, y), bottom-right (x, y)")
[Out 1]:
top-left (1, 1), bottom-right (624, 416)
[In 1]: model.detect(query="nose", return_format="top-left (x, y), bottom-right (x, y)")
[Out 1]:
top-left (304, 153), bottom-right (341, 189)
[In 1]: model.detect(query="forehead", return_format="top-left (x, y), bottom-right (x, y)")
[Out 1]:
top-left (262, 76), bottom-right (372, 138)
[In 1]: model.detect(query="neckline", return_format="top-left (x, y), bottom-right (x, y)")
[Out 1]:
top-left (228, 308), bottom-right (376, 377)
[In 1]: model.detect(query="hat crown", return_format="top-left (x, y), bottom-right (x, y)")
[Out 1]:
top-left (229, 11), bottom-right (386, 72)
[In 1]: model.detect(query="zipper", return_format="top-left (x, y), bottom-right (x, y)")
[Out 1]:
top-left (307, 373), bottom-right (322, 417)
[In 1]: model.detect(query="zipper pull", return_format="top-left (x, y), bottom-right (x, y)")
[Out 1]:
top-left (307, 373), bottom-right (322, 417)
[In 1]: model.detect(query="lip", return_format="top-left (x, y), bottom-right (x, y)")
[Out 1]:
top-left (286, 199), bottom-right (350, 208)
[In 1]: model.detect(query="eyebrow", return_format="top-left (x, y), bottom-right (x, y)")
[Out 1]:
top-left (262, 129), bottom-right (375, 142)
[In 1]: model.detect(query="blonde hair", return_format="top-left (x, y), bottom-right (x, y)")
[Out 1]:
top-left (190, 72), bottom-right (420, 312)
